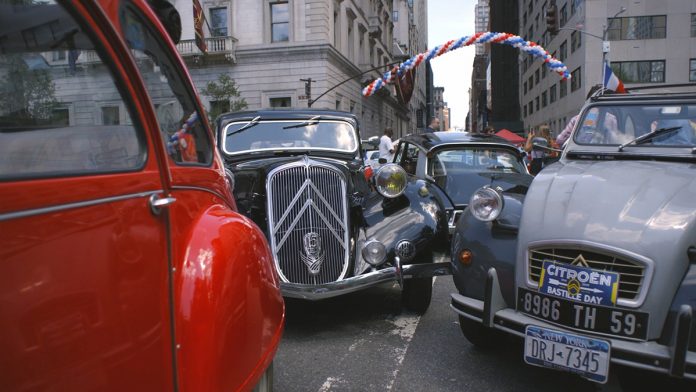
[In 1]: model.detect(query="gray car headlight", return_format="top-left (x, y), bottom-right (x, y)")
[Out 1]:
top-left (374, 164), bottom-right (407, 198)
top-left (362, 239), bottom-right (387, 266)
top-left (469, 186), bottom-right (504, 222)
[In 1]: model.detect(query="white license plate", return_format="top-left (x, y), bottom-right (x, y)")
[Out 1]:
top-left (524, 325), bottom-right (611, 383)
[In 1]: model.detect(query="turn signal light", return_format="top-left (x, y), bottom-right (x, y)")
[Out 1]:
top-left (459, 250), bottom-right (473, 266)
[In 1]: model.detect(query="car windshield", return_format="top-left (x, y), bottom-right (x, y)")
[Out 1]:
top-left (428, 147), bottom-right (525, 176)
top-left (573, 103), bottom-right (696, 147)
top-left (222, 120), bottom-right (358, 155)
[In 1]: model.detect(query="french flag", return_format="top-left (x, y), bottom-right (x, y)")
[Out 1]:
top-left (604, 61), bottom-right (626, 93)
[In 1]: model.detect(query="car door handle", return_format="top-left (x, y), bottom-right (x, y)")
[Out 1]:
top-left (149, 194), bottom-right (177, 215)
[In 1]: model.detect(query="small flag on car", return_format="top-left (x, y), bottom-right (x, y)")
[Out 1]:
top-left (603, 61), bottom-right (625, 93)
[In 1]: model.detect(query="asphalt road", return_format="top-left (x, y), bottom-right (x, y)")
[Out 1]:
top-left (274, 275), bottom-right (636, 392)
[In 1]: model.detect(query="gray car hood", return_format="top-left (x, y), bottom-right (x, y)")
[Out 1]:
top-left (517, 160), bottom-right (696, 335)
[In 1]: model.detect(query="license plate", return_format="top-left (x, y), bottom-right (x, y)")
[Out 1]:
top-left (517, 288), bottom-right (649, 340)
top-left (524, 325), bottom-right (610, 384)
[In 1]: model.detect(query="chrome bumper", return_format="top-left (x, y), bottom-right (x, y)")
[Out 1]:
top-left (281, 259), bottom-right (452, 300)
top-left (450, 267), bottom-right (696, 380)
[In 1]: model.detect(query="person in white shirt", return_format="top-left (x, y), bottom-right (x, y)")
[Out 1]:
top-left (378, 128), bottom-right (394, 164)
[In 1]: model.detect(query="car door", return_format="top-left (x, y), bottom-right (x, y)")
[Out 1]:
top-left (0, 2), bottom-right (175, 390)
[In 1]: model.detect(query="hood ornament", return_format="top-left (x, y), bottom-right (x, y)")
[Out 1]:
top-left (571, 254), bottom-right (590, 268)
top-left (301, 232), bottom-right (325, 275)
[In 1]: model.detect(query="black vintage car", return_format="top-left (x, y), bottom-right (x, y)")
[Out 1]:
top-left (217, 110), bottom-right (450, 313)
top-left (393, 132), bottom-right (533, 234)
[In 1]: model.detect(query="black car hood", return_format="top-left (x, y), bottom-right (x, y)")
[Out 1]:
top-left (435, 171), bottom-right (533, 207)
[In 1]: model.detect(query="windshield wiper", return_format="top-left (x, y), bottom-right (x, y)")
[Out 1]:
top-left (282, 115), bottom-right (321, 129)
top-left (227, 116), bottom-right (261, 136)
top-left (618, 126), bottom-right (682, 152)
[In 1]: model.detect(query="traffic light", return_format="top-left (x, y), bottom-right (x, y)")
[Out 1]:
top-left (546, 3), bottom-right (559, 34)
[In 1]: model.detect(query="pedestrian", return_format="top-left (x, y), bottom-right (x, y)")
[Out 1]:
top-left (525, 124), bottom-right (558, 175)
top-left (425, 117), bottom-right (440, 133)
top-left (378, 127), bottom-right (395, 164)
top-left (483, 125), bottom-right (495, 135)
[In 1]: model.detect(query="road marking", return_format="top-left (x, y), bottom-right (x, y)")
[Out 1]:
top-left (384, 276), bottom-right (438, 391)
top-left (318, 376), bottom-right (343, 392)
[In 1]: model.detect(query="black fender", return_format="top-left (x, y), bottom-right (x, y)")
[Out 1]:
top-left (450, 193), bottom-right (525, 307)
top-left (659, 263), bottom-right (696, 352)
top-left (361, 178), bottom-right (448, 265)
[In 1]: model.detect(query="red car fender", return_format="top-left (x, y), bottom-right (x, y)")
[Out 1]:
top-left (174, 205), bottom-right (284, 392)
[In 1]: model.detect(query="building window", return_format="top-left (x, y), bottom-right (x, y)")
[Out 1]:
top-left (209, 7), bottom-right (228, 37)
top-left (692, 14), bottom-right (696, 37)
top-left (559, 40), bottom-right (567, 61)
top-left (610, 60), bottom-right (665, 83)
top-left (528, 75), bottom-right (533, 89)
top-left (271, 1), bottom-right (289, 42)
top-left (560, 79), bottom-right (567, 98)
top-left (542, 91), bottom-right (547, 108)
top-left (560, 4), bottom-right (567, 27)
top-left (535, 96), bottom-right (539, 111)
top-left (523, 104), bottom-right (527, 118)
top-left (52, 50), bottom-right (66, 61)
top-left (571, 67), bottom-right (582, 91)
top-left (393, 10), bottom-right (399, 22)
top-left (571, 0), bottom-right (577, 16)
top-left (542, 64), bottom-right (547, 79)
top-left (523, 81), bottom-right (527, 95)
top-left (690, 59), bottom-right (696, 82)
top-left (607, 16), bottom-right (666, 40)
top-left (571, 31), bottom-right (581, 52)
top-left (535, 68), bottom-right (540, 85)
top-left (101, 106), bottom-right (120, 125)
top-left (269, 97), bottom-right (291, 107)
top-left (529, 100), bottom-right (534, 114)
top-left (550, 84), bottom-right (557, 103)
top-left (51, 107), bottom-right (70, 126)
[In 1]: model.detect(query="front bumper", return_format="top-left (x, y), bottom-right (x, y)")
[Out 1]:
top-left (451, 267), bottom-right (696, 380)
top-left (281, 258), bottom-right (451, 300)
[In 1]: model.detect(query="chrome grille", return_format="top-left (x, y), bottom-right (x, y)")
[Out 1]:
top-left (267, 157), bottom-right (349, 284)
top-left (528, 248), bottom-right (646, 301)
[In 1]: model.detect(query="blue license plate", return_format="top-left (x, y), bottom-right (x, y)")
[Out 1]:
top-left (524, 325), bottom-right (611, 383)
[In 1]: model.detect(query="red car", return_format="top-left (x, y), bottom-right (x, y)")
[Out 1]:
top-left (0, 1), bottom-right (283, 391)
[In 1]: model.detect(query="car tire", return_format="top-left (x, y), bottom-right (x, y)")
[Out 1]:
top-left (458, 315), bottom-right (501, 349)
top-left (252, 361), bottom-right (273, 392)
top-left (402, 277), bottom-right (433, 314)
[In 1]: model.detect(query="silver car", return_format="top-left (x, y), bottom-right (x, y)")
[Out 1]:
top-left (450, 89), bottom-right (696, 386)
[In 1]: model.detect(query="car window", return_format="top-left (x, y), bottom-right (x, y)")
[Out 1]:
top-left (222, 120), bottom-right (358, 154)
top-left (369, 151), bottom-right (380, 160)
top-left (574, 104), bottom-right (696, 147)
top-left (398, 143), bottom-right (419, 175)
top-left (120, 4), bottom-right (212, 165)
top-left (0, 1), bottom-right (145, 180)
top-left (429, 148), bottom-right (525, 175)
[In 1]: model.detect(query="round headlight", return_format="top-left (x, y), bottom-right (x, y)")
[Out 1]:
top-left (374, 164), bottom-right (407, 198)
top-left (362, 239), bottom-right (387, 266)
top-left (469, 186), bottom-right (504, 222)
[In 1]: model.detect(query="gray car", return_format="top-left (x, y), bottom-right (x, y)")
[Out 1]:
top-left (450, 89), bottom-right (696, 385)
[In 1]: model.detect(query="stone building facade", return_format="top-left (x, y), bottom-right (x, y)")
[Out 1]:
top-left (174, 0), bottom-right (430, 139)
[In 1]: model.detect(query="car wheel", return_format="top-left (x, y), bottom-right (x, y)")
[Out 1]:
top-left (252, 361), bottom-right (273, 392)
top-left (458, 315), bottom-right (501, 349)
top-left (402, 277), bottom-right (433, 314)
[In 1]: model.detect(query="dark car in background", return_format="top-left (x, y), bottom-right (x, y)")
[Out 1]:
top-left (216, 110), bottom-right (451, 313)
top-left (450, 89), bottom-right (696, 386)
top-left (394, 132), bottom-right (532, 234)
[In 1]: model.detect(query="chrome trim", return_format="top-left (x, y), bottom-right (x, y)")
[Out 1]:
top-left (0, 190), bottom-right (162, 222)
top-left (281, 261), bottom-right (451, 300)
top-left (524, 240), bottom-right (655, 308)
top-left (221, 119), bottom-right (359, 156)
top-left (266, 156), bottom-right (350, 284)
top-left (448, 209), bottom-right (464, 233)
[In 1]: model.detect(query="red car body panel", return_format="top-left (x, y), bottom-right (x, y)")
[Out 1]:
top-left (0, 1), bottom-right (283, 391)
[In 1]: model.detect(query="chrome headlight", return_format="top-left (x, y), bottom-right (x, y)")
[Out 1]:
top-left (469, 186), bottom-right (504, 222)
top-left (374, 164), bottom-right (407, 198)
top-left (361, 239), bottom-right (387, 266)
